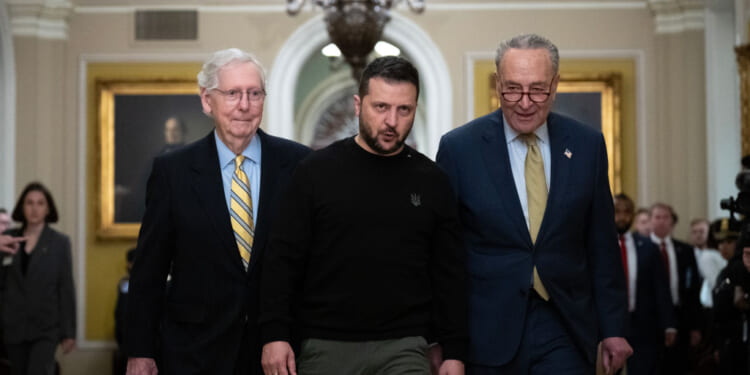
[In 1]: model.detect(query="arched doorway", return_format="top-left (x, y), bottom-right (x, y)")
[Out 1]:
top-left (266, 12), bottom-right (451, 158)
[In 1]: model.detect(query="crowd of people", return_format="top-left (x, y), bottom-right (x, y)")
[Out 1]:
top-left (1, 32), bottom-right (750, 375)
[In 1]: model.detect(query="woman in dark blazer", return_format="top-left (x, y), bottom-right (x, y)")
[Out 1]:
top-left (0, 182), bottom-right (75, 375)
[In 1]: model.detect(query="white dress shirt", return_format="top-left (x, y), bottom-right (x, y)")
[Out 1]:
top-left (622, 232), bottom-right (638, 312)
top-left (215, 131), bottom-right (262, 224)
top-left (697, 248), bottom-right (727, 307)
top-left (503, 115), bottom-right (552, 229)
top-left (650, 233), bottom-right (680, 306)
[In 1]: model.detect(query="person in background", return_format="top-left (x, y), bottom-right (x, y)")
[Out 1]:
top-left (634, 208), bottom-right (652, 237)
top-left (0, 209), bottom-right (10, 234)
top-left (113, 248), bottom-right (136, 375)
top-left (0, 182), bottom-right (76, 375)
top-left (712, 227), bottom-right (750, 375)
top-left (649, 203), bottom-right (702, 374)
top-left (614, 194), bottom-right (675, 375)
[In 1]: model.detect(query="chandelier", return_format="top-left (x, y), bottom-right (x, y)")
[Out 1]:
top-left (286, 0), bottom-right (425, 80)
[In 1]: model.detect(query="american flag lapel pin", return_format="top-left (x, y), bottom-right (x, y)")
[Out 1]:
top-left (564, 149), bottom-right (572, 159)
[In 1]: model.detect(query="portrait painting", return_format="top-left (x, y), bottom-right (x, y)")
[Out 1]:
top-left (98, 80), bottom-right (214, 238)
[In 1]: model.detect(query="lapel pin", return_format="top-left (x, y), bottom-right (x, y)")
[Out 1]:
top-left (564, 149), bottom-right (572, 159)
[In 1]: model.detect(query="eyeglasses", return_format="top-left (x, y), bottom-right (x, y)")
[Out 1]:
top-left (500, 78), bottom-right (554, 103)
top-left (212, 88), bottom-right (266, 104)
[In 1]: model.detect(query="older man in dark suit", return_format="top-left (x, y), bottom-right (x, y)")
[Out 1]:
top-left (436, 33), bottom-right (632, 374)
top-left (125, 48), bottom-right (310, 375)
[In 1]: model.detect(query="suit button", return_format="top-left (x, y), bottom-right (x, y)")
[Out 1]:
top-left (520, 289), bottom-right (528, 297)
top-left (244, 314), bottom-right (249, 323)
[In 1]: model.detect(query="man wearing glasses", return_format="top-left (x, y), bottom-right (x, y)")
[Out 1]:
top-left (436, 34), bottom-right (632, 374)
top-left (125, 48), bottom-right (310, 375)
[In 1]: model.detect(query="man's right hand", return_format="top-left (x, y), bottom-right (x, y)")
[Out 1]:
top-left (262, 341), bottom-right (296, 375)
top-left (127, 357), bottom-right (158, 375)
top-left (0, 235), bottom-right (25, 255)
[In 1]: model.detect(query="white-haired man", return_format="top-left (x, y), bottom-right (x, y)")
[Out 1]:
top-left (125, 48), bottom-right (310, 375)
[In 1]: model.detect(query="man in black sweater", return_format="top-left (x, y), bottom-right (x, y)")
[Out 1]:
top-left (259, 56), bottom-right (468, 375)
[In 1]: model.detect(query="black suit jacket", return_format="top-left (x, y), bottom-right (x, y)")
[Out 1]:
top-left (0, 226), bottom-right (76, 344)
top-left (626, 233), bottom-right (674, 349)
top-left (672, 239), bottom-right (702, 333)
top-left (125, 130), bottom-right (309, 375)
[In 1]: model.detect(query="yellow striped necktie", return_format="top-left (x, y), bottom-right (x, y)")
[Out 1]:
top-left (230, 155), bottom-right (254, 271)
top-left (524, 134), bottom-right (550, 301)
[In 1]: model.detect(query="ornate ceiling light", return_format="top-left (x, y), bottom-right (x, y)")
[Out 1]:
top-left (287, 0), bottom-right (425, 80)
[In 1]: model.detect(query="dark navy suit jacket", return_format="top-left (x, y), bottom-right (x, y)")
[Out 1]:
top-left (125, 130), bottom-right (310, 375)
top-left (627, 232), bottom-right (674, 345)
top-left (436, 110), bottom-right (627, 366)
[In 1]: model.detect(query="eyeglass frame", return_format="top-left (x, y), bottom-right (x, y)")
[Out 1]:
top-left (499, 76), bottom-right (556, 104)
top-left (211, 87), bottom-right (267, 104)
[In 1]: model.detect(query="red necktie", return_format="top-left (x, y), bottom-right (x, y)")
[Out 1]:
top-left (619, 235), bottom-right (629, 303)
top-left (659, 240), bottom-right (670, 281)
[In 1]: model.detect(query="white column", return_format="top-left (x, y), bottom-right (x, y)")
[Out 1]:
top-left (705, 2), bottom-right (742, 219)
top-left (0, 0), bottom-right (17, 208)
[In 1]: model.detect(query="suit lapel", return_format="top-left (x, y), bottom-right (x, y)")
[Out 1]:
top-left (479, 110), bottom-right (532, 247)
top-left (537, 113), bottom-right (571, 244)
top-left (246, 130), bottom-right (280, 274)
top-left (189, 133), bottom-right (242, 269)
top-left (26, 226), bottom-right (51, 274)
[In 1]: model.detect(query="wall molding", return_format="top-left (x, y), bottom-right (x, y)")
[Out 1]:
top-left (648, 0), bottom-right (707, 33)
top-left (8, 0), bottom-right (73, 39)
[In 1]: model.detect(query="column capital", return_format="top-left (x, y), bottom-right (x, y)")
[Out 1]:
top-left (7, 0), bottom-right (72, 40)
top-left (648, 0), bottom-right (706, 34)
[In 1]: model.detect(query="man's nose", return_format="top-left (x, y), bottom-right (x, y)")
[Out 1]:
top-left (385, 108), bottom-right (398, 127)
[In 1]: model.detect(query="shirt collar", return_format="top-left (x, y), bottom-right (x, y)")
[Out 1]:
top-left (502, 114), bottom-right (549, 146)
top-left (214, 130), bottom-right (262, 169)
top-left (650, 232), bottom-right (672, 245)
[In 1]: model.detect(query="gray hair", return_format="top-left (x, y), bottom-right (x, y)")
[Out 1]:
top-left (495, 34), bottom-right (559, 75)
top-left (197, 48), bottom-right (267, 90)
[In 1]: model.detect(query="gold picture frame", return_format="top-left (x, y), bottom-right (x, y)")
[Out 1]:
top-left (97, 79), bottom-right (208, 239)
top-left (485, 71), bottom-right (622, 194)
top-left (736, 44), bottom-right (750, 156)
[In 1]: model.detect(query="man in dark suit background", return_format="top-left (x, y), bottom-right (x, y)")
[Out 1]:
top-left (436, 33), bottom-right (632, 374)
top-left (125, 48), bottom-right (310, 375)
top-left (649, 202), bottom-right (703, 375)
top-left (614, 194), bottom-right (675, 374)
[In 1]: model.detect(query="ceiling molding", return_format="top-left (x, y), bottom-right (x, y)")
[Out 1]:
top-left (648, 0), bottom-right (706, 34)
top-left (8, 0), bottom-right (72, 39)
top-left (72, 1), bottom-right (648, 14)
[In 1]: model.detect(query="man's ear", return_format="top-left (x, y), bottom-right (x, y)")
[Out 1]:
top-left (354, 94), bottom-right (362, 117)
top-left (200, 87), bottom-right (213, 116)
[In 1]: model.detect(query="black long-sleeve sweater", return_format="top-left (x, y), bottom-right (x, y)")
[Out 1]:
top-left (259, 137), bottom-right (468, 361)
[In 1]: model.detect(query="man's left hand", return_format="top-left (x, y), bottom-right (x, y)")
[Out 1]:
top-left (60, 338), bottom-right (76, 354)
top-left (438, 359), bottom-right (464, 375)
top-left (601, 337), bottom-right (632, 375)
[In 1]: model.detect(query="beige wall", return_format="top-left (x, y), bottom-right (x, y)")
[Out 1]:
top-left (11, 4), bottom-right (708, 374)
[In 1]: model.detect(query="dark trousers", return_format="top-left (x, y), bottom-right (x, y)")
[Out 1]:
top-left (467, 293), bottom-right (592, 375)
top-left (5, 339), bottom-right (56, 375)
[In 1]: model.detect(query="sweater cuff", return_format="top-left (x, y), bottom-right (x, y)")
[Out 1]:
top-left (440, 338), bottom-right (468, 362)
top-left (260, 322), bottom-right (291, 345)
